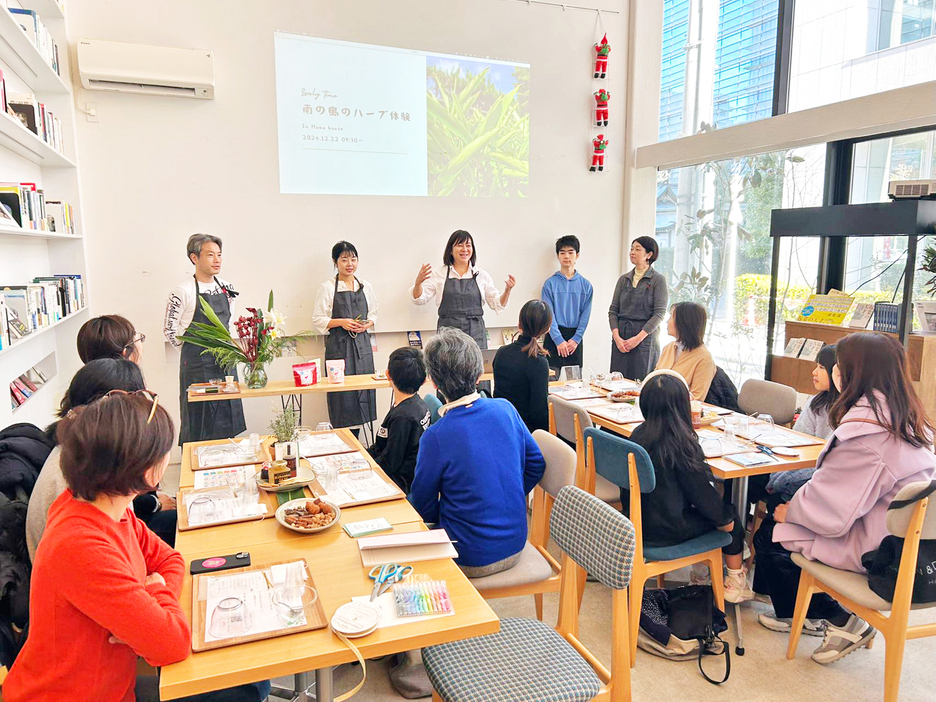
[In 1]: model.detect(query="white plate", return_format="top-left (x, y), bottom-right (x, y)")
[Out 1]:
top-left (257, 465), bottom-right (317, 493)
top-left (275, 497), bottom-right (341, 534)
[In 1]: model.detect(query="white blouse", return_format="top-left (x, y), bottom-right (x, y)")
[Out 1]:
top-left (311, 277), bottom-right (379, 336)
top-left (408, 265), bottom-right (505, 312)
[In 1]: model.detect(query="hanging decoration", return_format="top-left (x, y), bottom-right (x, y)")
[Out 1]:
top-left (594, 88), bottom-right (610, 127)
top-left (590, 134), bottom-right (608, 172)
top-left (593, 34), bottom-right (610, 79)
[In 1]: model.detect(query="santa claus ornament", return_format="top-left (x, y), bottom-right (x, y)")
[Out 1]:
top-left (594, 88), bottom-right (610, 127)
top-left (594, 34), bottom-right (610, 79)
top-left (590, 134), bottom-right (608, 172)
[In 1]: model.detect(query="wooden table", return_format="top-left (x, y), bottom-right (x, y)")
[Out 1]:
top-left (161, 434), bottom-right (499, 701)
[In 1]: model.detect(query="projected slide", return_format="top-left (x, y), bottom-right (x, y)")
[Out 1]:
top-left (274, 33), bottom-right (530, 197)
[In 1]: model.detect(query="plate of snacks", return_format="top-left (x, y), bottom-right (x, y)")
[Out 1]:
top-left (257, 464), bottom-right (317, 493)
top-left (275, 497), bottom-right (341, 533)
top-left (699, 412), bottom-right (721, 426)
top-left (608, 390), bottom-right (640, 403)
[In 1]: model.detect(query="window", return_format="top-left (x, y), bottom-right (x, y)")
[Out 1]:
top-left (788, 0), bottom-right (936, 113)
top-left (658, 0), bottom-right (779, 142)
top-left (654, 145), bottom-right (825, 384)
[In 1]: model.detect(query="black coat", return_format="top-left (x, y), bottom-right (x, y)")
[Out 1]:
top-left (0, 423), bottom-right (55, 500)
top-left (704, 366), bottom-right (742, 414)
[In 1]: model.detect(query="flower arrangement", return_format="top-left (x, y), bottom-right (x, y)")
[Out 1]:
top-left (177, 291), bottom-right (309, 388)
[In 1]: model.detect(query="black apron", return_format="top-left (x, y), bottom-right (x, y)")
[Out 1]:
top-left (610, 269), bottom-right (660, 381)
top-left (179, 277), bottom-right (246, 445)
top-left (544, 326), bottom-right (584, 371)
top-left (437, 266), bottom-right (487, 349)
top-left (325, 276), bottom-right (377, 428)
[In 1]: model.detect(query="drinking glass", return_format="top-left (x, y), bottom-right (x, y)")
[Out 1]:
top-left (722, 415), bottom-right (740, 446)
top-left (226, 474), bottom-right (245, 500)
top-left (272, 563), bottom-right (318, 622)
top-left (315, 421), bottom-right (334, 433)
top-left (609, 372), bottom-right (624, 382)
top-left (241, 471), bottom-right (259, 506)
top-left (296, 425), bottom-right (312, 463)
top-left (755, 413), bottom-right (775, 440)
top-left (188, 495), bottom-right (218, 525)
top-left (208, 597), bottom-right (252, 639)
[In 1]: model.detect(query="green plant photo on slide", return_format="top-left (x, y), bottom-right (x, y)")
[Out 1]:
top-left (426, 55), bottom-right (530, 197)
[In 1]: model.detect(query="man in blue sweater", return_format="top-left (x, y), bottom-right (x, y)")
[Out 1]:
top-left (541, 235), bottom-right (593, 372)
top-left (411, 328), bottom-right (545, 577)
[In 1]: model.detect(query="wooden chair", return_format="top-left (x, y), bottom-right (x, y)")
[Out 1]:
top-left (585, 427), bottom-right (729, 667)
top-left (423, 485), bottom-right (636, 702)
top-left (787, 480), bottom-right (936, 702)
top-left (548, 397), bottom-right (619, 502)
top-left (470, 430), bottom-right (575, 621)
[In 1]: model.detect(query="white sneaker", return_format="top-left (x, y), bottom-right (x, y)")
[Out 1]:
top-left (689, 562), bottom-right (712, 586)
top-left (811, 615), bottom-right (876, 664)
top-left (757, 611), bottom-right (826, 637)
top-left (723, 567), bottom-right (754, 603)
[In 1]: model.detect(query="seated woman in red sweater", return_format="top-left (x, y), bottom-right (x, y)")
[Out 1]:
top-left (5, 392), bottom-right (269, 702)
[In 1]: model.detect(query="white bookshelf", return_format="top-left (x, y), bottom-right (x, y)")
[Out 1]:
top-left (0, 0), bottom-right (89, 429)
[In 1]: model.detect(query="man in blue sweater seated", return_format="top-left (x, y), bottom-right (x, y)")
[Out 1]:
top-left (411, 327), bottom-right (546, 578)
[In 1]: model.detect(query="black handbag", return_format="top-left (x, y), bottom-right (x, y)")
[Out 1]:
top-left (666, 585), bottom-right (730, 685)
top-left (861, 480), bottom-right (936, 604)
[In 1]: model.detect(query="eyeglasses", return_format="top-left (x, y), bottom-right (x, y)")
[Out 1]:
top-left (104, 388), bottom-right (160, 424)
top-left (123, 334), bottom-right (145, 351)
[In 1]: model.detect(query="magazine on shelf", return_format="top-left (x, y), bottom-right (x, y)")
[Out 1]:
top-left (798, 339), bottom-right (824, 362)
top-left (782, 337), bottom-right (806, 358)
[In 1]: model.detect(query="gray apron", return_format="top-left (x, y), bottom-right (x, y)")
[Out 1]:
top-left (325, 276), bottom-right (377, 428)
top-left (610, 268), bottom-right (660, 381)
top-left (437, 266), bottom-right (487, 349)
top-left (179, 276), bottom-right (246, 445)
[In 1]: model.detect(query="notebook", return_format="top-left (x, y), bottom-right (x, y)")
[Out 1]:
top-left (357, 530), bottom-right (458, 567)
top-left (724, 452), bottom-right (779, 468)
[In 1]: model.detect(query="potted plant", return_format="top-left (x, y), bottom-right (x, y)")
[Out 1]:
top-left (269, 406), bottom-right (299, 475)
top-left (177, 291), bottom-right (309, 389)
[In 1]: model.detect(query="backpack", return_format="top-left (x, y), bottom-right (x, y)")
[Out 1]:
top-left (638, 585), bottom-right (730, 684)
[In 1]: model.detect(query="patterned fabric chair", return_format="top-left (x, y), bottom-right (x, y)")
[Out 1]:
top-left (423, 486), bottom-right (637, 702)
top-left (470, 431), bottom-right (575, 621)
top-left (787, 480), bottom-right (936, 702)
top-left (584, 426), bottom-right (729, 667)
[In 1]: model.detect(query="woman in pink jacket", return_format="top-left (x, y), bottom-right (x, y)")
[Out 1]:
top-left (755, 332), bottom-right (936, 664)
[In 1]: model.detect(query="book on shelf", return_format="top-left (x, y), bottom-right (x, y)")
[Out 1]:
top-left (0, 274), bottom-right (84, 338)
top-left (0, 182), bottom-right (75, 231)
top-left (798, 339), bottom-right (825, 362)
top-left (9, 368), bottom-right (47, 409)
top-left (783, 337), bottom-right (806, 358)
top-left (7, 93), bottom-right (64, 155)
top-left (407, 331), bottom-right (422, 348)
top-left (0, 296), bottom-right (9, 350)
top-left (847, 302), bottom-right (874, 329)
top-left (8, 9), bottom-right (61, 76)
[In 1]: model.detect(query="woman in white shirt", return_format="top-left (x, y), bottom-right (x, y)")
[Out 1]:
top-left (312, 241), bottom-right (378, 429)
top-left (410, 230), bottom-right (515, 349)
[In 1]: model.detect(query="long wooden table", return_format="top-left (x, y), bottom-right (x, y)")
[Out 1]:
top-left (161, 432), bottom-right (499, 701)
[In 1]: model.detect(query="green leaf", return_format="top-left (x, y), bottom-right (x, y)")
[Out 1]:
top-left (268, 290), bottom-right (274, 312)
top-left (433, 128), bottom-right (502, 196)
top-left (426, 94), bottom-right (472, 145)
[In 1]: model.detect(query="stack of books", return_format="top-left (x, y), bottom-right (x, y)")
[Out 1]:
top-left (782, 337), bottom-right (825, 362)
top-left (7, 93), bottom-right (65, 154)
top-left (0, 275), bottom-right (85, 349)
top-left (0, 182), bottom-right (76, 232)
top-left (10, 367), bottom-right (48, 410)
top-left (8, 9), bottom-right (61, 76)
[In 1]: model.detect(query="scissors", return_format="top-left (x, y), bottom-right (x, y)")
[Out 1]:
top-left (755, 444), bottom-right (778, 460)
top-left (369, 563), bottom-right (413, 601)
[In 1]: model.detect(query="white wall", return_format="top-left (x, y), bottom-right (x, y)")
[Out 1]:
top-left (67, 0), bottom-right (628, 451)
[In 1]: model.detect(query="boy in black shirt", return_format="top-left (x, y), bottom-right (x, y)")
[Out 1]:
top-left (369, 347), bottom-right (431, 493)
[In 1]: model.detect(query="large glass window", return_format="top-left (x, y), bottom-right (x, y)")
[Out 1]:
top-left (654, 146), bottom-right (825, 384)
top-left (844, 128), bottom-right (936, 316)
top-left (658, 0), bottom-right (779, 142)
top-left (789, 1), bottom-right (936, 113)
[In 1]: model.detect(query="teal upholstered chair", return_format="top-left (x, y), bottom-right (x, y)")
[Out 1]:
top-left (584, 427), bottom-right (730, 667)
top-left (423, 485), bottom-right (636, 702)
top-left (423, 393), bottom-right (443, 425)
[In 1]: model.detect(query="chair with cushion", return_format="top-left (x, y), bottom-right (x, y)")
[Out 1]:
top-left (737, 378), bottom-right (797, 425)
top-left (423, 393), bottom-right (443, 425)
top-left (548, 395), bottom-right (619, 503)
top-left (584, 426), bottom-right (729, 667)
top-left (787, 481), bottom-right (936, 702)
top-left (423, 485), bottom-right (636, 702)
top-left (470, 430), bottom-right (574, 620)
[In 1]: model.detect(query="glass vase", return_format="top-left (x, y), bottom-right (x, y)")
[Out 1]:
top-left (245, 363), bottom-right (268, 389)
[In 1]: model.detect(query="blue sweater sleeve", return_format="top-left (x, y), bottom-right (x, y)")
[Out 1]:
top-left (541, 278), bottom-right (564, 346)
top-left (410, 430), bottom-right (442, 524)
top-left (572, 279), bottom-right (593, 344)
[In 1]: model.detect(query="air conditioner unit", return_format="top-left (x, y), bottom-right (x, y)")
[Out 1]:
top-left (77, 39), bottom-right (214, 99)
top-left (888, 179), bottom-right (936, 200)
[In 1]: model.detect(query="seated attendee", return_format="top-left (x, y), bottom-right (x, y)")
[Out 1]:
top-left (493, 299), bottom-right (551, 433)
top-left (755, 332), bottom-right (936, 664)
top-left (5, 393), bottom-right (270, 701)
top-left (625, 372), bottom-right (752, 603)
top-left (411, 327), bottom-right (545, 577)
top-left (766, 344), bottom-right (838, 503)
top-left (655, 301), bottom-right (716, 401)
top-left (368, 347), bottom-right (431, 493)
top-left (26, 360), bottom-right (177, 560)
top-left (77, 314), bottom-right (144, 364)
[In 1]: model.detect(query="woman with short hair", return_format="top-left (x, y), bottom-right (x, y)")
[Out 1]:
top-left (655, 301), bottom-right (716, 400)
top-left (411, 328), bottom-right (545, 577)
top-left (77, 314), bottom-right (144, 364)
